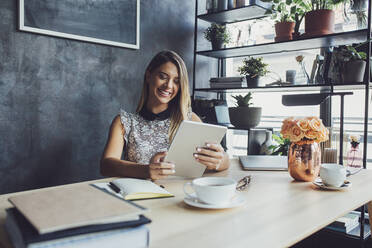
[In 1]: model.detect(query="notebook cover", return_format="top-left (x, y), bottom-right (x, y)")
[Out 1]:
top-left (5, 208), bottom-right (151, 244)
top-left (8, 184), bottom-right (147, 234)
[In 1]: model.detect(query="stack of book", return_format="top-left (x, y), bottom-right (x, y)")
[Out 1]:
top-left (210, 77), bottom-right (244, 88)
top-left (5, 184), bottom-right (151, 248)
top-left (326, 211), bottom-right (360, 234)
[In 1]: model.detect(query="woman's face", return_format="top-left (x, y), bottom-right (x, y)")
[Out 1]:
top-left (146, 61), bottom-right (180, 110)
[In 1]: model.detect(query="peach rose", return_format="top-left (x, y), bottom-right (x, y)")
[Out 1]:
top-left (297, 119), bottom-right (310, 131)
top-left (289, 125), bottom-right (304, 142)
top-left (317, 127), bottom-right (329, 142)
top-left (305, 129), bottom-right (318, 140)
top-left (281, 119), bottom-right (295, 138)
top-left (308, 117), bottom-right (322, 131)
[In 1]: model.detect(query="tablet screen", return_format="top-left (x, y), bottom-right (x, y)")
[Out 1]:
top-left (165, 120), bottom-right (227, 178)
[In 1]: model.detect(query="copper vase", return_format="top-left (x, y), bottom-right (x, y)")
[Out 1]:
top-left (288, 142), bottom-right (321, 182)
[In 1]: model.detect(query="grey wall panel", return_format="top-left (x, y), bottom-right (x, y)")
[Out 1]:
top-left (0, 0), bottom-right (196, 194)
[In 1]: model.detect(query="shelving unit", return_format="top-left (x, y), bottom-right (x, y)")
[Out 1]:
top-left (192, 0), bottom-right (371, 246)
top-left (195, 82), bottom-right (371, 93)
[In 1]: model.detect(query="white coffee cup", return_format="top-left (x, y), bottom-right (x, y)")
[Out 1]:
top-left (183, 177), bottom-right (237, 205)
top-left (320, 163), bottom-right (347, 187)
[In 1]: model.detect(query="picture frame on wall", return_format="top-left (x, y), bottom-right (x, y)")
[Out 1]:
top-left (19, 0), bottom-right (140, 49)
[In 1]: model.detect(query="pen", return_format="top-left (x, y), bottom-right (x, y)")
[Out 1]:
top-left (109, 182), bottom-right (122, 194)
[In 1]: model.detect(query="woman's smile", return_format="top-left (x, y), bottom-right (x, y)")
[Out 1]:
top-left (157, 88), bottom-right (173, 98)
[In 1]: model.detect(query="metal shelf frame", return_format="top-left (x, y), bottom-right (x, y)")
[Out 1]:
top-left (191, 1), bottom-right (371, 245)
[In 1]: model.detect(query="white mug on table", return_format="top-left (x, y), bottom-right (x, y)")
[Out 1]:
top-left (320, 163), bottom-right (347, 187)
top-left (183, 177), bottom-right (237, 205)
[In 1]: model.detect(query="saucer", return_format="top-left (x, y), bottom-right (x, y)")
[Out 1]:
top-left (313, 177), bottom-right (352, 191)
top-left (183, 193), bottom-right (246, 209)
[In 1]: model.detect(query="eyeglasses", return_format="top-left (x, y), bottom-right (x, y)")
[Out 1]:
top-left (236, 175), bottom-right (252, 191)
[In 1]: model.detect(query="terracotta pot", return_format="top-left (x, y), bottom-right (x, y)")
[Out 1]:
top-left (304, 10), bottom-right (335, 37)
top-left (288, 142), bottom-right (321, 182)
top-left (274, 22), bottom-right (295, 42)
top-left (343, 60), bottom-right (366, 83)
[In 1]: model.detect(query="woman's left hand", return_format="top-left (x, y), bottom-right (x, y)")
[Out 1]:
top-left (193, 143), bottom-right (225, 171)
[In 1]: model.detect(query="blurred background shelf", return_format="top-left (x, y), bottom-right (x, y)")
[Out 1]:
top-left (194, 82), bottom-right (370, 93)
top-left (197, 0), bottom-right (271, 24)
top-left (196, 30), bottom-right (368, 58)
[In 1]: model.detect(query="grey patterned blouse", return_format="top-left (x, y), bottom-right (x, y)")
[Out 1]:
top-left (119, 108), bottom-right (192, 164)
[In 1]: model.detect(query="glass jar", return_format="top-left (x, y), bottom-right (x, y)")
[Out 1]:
top-left (288, 141), bottom-right (321, 182)
top-left (347, 143), bottom-right (363, 168)
top-left (295, 61), bottom-right (310, 85)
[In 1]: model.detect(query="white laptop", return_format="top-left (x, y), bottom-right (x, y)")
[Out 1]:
top-left (239, 155), bottom-right (288, 171)
top-left (165, 120), bottom-right (227, 178)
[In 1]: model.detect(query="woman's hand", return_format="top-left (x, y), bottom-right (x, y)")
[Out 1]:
top-left (193, 143), bottom-right (225, 171)
top-left (148, 151), bottom-right (175, 180)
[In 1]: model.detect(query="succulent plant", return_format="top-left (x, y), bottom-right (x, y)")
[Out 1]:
top-left (232, 93), bottom-right (253, 107)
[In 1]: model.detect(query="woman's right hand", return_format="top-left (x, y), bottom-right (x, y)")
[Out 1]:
top-left (148, 151), bottom-right (175, 180)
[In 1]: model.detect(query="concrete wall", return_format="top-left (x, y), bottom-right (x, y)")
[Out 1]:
top-left (0, 0), bottom-right (196, 194)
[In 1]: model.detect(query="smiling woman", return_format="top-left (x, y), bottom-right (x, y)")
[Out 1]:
top-left (100, 51), bottom-right (230, 180)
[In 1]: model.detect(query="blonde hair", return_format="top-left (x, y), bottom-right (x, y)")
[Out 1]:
top-left (136, 50), bottom-right (191, 142)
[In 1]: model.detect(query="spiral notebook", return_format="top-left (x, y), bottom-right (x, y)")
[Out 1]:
top-left (93, 178), bottom-right (174, 201)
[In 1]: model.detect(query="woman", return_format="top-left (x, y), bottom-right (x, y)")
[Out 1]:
top-left (100, 50), bottom-right (229, 180)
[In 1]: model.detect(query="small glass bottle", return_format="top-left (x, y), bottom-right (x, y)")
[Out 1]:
top-left (347, 142), bottom-right (363, 168)
top-left (294, 55), bottom-right (310, 85)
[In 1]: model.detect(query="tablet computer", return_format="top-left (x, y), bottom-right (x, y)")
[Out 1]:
top-left (165, 120), bottom-right (227, 178)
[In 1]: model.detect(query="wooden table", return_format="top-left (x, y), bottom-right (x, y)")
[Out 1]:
top-left (1, 159), bottom-right (372, 248)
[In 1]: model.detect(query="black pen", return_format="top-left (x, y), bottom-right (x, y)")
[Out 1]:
top-left (109, 182), bottom-right (122, 194)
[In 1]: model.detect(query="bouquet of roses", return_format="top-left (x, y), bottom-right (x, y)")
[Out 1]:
top-left (349, 135), bottom-right (360, 148)
top-left (280, 116), bottom-right (329, 145)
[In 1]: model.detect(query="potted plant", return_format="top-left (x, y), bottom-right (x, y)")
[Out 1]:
top-left (262, 0), bottom-right (310, 40)
top-left (344, 0), bottom-right (368, 29)
top-left (290, 0), bottom-right (311, 39)
top-left (332, 44), bottom-right (367, 83)
top-left (263, 0), bottom-right (295, 42)
top-left (238, 56), bottom-right (269, 87)
top-left (204, 23), bottom-right (231, 50)
top-left (228, 92), bottom-right (262, 129)
top-left (303, 0), bottom-right (344, 37)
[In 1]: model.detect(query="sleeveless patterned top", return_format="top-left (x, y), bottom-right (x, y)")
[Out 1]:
top-left (119, 108), bottom-right (192, 164)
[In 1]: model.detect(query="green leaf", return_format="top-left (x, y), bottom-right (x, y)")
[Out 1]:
top-left (286, 0), bottom-right (292, 5)
top-left (290, 6), bottom-right (297, 14)
top-left (272, 134), bottom-right (283, 143)
top-left (359, 52), bottom-right (367, 60)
